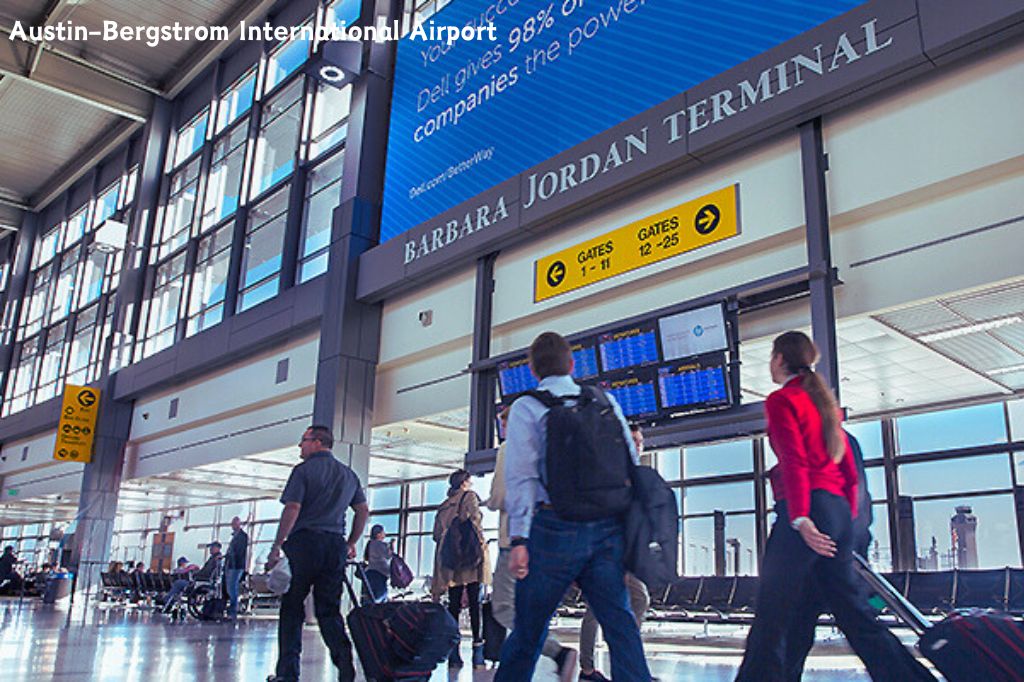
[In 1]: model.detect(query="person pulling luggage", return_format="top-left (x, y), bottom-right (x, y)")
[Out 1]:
top-left (734, 331), bottom-right (933, 681)
top-left (495, 332), bottom-right (651, 682)
top-left (265, 425), bottom-right (369, 682)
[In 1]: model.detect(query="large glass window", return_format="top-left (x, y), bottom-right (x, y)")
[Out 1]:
top-left (77, 249), bottom-right (108, 309)
top-left (683, 481), bottom-right (755, 515)
top-left (93, 183), bottom-right (120, 228)
top-left (899, 455), bottom-right (1012, 497)
top-left (173, 109), bottom-right (209, 168)
top-left (238, 188), bottom-right (288, 312)
top-left (216, 70), bottom-right (256, 134)
top-left (142, 253), bottom-right (186, 358)
top-left (308, 83), bottom-right (352, 159)
top-left (654, 448), bottom-right (681, 483)
top-left (684, 440), bottom-right (753, 478)
top-left (186, 224), bottom-right (234, 336)
top-left (299, 150), bottom-right (344, 282)
top-left (912, 494), bottom-right (1018, 570)
top-left (202, 120), bottom-right (249, 230)
top-left (264, 27), bottom-right (311, 95)
top-left (36, 323), bottom-right (67, 401)
top-left (21, 264), bottom-right (53, 340)
top-left (897, 403), bottom-right (1008, 454)
top-left (63, 206), bottom-right (88, 249)
top-left (251, 79), bottom-right (303, 197)
top-left (66, 305), bottom-right (100, 386)
top-left (159, 157), bottom-right (202, 258)
top-left (3, 341), bottom-right (39, 416)
top-left (34, 223), bottom-right (61, 268)
top-left (49, 252), bottom-right (78, 324)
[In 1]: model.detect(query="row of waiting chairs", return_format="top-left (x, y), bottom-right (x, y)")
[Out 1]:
top-left (100, 571), bottom-right (175, 602)
top-left (652, 575), bottom-right (759, 623)
top-left (879, 567), bottom-right (1024, 615)
top-left (648, 567), bottom-right (1024, 624)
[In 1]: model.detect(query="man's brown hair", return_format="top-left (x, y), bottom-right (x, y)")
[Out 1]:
top-left (529, 332), bottom-right (572, 379)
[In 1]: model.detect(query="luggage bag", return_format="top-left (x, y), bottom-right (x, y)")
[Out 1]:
top-left (343, 563), bottom-right (459, 682)
top-left (853, 553), bottom-right (1024, 682)
top-left (482, 599), bottom-right (506, 662)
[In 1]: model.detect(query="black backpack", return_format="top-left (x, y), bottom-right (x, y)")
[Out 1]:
top-left (440, 492), bottom-right (483, 572)
top-left (522, 385), bottom-right (634, 522)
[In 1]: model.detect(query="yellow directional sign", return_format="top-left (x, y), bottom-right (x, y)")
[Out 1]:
top-left (53, 385), bottom-right (101, 463)
top-left (534, 184), bottom-right (740, 302)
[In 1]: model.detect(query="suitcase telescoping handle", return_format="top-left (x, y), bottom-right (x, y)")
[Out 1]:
top-left (852, 552), bottom-right (931, 636)
top-left (341, 560), bottom-right (372, 605)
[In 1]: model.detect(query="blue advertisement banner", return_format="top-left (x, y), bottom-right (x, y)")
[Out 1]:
top-left (380, 0), bottom-right (863, 243)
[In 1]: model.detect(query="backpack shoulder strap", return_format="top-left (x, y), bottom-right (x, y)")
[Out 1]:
top-left (583, 384), bottom-right (611, 408)
top-left (519, 389), bottom-right (561, 408)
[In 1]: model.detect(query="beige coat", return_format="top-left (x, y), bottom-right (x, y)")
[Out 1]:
top-left (486, 442), bottom-right (511, 549)
top-left (431, 489), bottom-right (491, 598)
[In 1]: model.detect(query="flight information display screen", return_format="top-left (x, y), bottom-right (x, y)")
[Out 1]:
top-left (495, 303), bottom-right (736, 422)
top-left (598, 323), bottom-right (659, 373)
top-left (658, 354), bottom-right (731, 411)
top-left (570, 339), bottom-right (600, 380)
top-left (497, 358), bottom-right (537, 398)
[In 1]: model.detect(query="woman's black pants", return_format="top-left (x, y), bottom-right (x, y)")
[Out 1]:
top-left (736, 490), bottom-right (934, 682)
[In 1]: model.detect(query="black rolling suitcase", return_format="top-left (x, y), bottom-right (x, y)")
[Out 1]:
top-left (343, 563), bottom-right (459, 682)
top-left (853, 553), bottom-right (1024, 682)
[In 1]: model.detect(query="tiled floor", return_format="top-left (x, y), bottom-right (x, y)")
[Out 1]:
top-left (0, 598), bottom-right (931, 680)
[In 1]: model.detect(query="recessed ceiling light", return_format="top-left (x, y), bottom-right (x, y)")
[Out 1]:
top-left (918, 316), bottom-right (1022, 343)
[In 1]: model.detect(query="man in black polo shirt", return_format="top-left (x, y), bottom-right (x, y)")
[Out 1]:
top-left (266, 425), bottom-right (369, 682)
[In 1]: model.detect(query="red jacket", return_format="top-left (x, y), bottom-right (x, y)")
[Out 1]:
top-left (765, 377), bottom-right (857, 523)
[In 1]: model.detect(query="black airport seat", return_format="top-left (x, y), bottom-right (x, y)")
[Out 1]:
top-left (696, 576), bottom-right (736, 614)
top-left (881, 572), bottom-right (909, 597)
top-left (730, 576), bottom-right (758, 612)
top-left (664, 577), bottom-right (702, 611)
top-left (100, 572), bottom-right (115, 588)
top-left (906, 571), bottom-right (955, 614)
top-left (954, 568), bottom-right (1008, 611)
top-left (1007, 568), bottom-right (1024, 614)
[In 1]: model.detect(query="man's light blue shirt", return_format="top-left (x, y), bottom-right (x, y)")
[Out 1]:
top-left (503, 374), bottom-right (638, 539)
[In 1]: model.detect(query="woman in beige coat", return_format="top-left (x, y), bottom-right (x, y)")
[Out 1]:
top-left (432, 469), bottom-right (490, 669)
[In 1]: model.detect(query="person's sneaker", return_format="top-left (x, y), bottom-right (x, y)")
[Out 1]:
top-left (472, 641), bottom-right (486, 670)
top-left (579, 670), bottom-right (610, 682)
top-left (554, 647), bottom-right (578, 682)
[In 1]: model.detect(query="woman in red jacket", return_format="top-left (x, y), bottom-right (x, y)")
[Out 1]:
top-left (736, 331), bottom-right (932, 681)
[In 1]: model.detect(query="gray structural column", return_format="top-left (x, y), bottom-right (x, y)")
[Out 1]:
top-left (468, 253), bottom-right (497, 454)
top-left (0, 213), bottom-right (39, 401)
top-left (70, 98), bottom-right (172, 595)
top-left (799, 118), bottom-right (840, 396)
top-left (311, 0), bottom-right (398, 487)
top-left (70, 386), bottom-right (132, 594)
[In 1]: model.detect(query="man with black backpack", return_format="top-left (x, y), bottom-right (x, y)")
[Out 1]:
top-left (495, 332), bottom-right (652, 682)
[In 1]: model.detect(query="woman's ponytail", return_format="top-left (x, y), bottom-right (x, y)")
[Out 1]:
top-left (772, 332), bottom-right (845, 463)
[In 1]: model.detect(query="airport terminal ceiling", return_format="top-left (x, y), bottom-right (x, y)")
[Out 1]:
top-left (0, 0), bottom-right (1019, 630)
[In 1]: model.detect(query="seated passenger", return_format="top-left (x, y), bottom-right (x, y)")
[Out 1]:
top-left (162, 545), bottom-right (222, 613)
top-left (0, 546), bottom-right (23, 594)
top-left (130, 562), bottom-right (146, 600)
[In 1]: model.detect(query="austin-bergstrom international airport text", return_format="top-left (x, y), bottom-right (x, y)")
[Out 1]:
top-left (6, 19), bottom-right (497, 49)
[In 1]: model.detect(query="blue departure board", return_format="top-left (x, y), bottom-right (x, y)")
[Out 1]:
top-left (658, 357), bottom-right (730, 411)
top-left (571, 341), bottom-right (599, 380)
top-left (498, 358), bottom-right (537, 399)
top-left (598, 325), bottom-right (659, 372)
top-left (601, 375), bottom-right (659, 418)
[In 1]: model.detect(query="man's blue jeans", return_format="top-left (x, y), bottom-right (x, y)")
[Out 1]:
top-left (494, 510), bottom-right (651, 681)
top-left (225, 568), bottom-right (244, 617)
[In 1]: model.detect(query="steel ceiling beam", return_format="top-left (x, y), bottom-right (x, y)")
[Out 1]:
top-left (0, 26), bottom-right (153, 122)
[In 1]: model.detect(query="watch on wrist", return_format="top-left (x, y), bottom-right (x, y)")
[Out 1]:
top-left (509, 537), bottom-right (528, 548)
